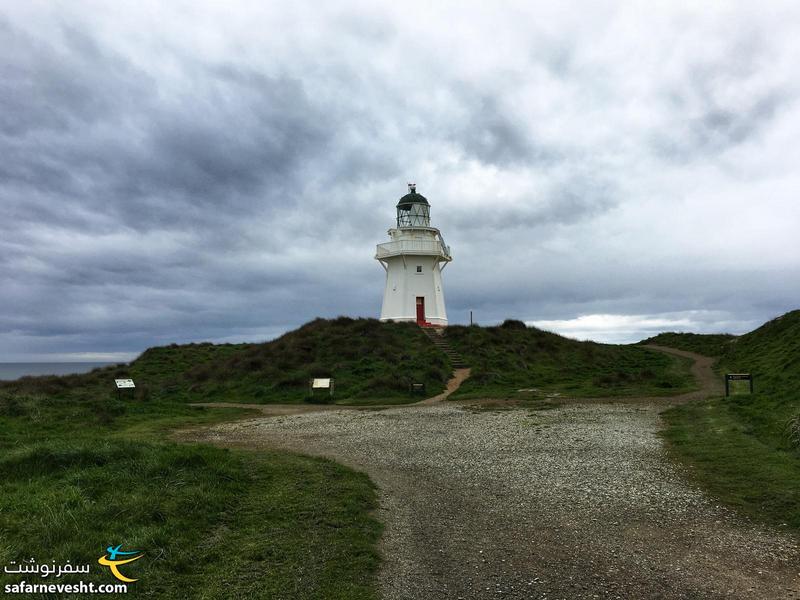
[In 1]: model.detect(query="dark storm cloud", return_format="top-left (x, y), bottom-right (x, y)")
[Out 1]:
top-left (0, 13), bottom-right (409, 248)
top-left (0, 3), bottom-right (798, 359)
top-left (0, 10), bottom-right (393, 360)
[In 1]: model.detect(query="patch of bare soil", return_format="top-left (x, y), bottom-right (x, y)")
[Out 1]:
top-left (182, 349), bottom-right (800, 599)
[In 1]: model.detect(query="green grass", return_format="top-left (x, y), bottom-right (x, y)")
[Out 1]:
top-left (0, 392), bottom-right (381, 598)
top-left (445, 320), bottom-right (696, 399)
top-left (640, 331), bottom-right (737, 357)
top-left (189, 317), bottom-right (450, 404)
top-left (660, 309), bottom-right (800, 530)
top-left (16, 317), bottom-right (449, 407)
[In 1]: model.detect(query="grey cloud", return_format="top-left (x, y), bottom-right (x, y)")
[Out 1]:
top-left (448, 170), bottom-right (616, 232)
top-left (451, 98), bottom-right (544, 166)
top-left (440, 83), bottom-right (560, 168)
top-left (650, 32), bottom-right (793, 160)
top-left (0, 4), bottom-right (798, 360)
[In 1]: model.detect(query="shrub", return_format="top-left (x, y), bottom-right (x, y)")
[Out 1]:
top-left (363, 374), bottom-right (407, 394)
top-left (187, 365), bottom-right (213, 383)
top-left (246, 358), bottom-right (264, 372)
top-left (500, 319), bottom-right (527, 330)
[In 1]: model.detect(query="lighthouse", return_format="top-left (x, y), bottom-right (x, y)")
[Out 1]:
top-left (376, 184), bottom-right (452, 326)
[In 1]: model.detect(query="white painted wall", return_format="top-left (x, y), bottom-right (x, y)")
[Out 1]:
top-left (377, 227), bottom-right (450, 326)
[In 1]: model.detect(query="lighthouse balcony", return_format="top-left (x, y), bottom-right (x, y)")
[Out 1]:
top-left (375, 239), bottom-right (451, 261)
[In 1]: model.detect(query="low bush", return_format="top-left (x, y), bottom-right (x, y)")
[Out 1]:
top-left (500, 319), bottom-right (527, 330)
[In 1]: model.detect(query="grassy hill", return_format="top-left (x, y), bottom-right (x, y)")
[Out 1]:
top-left (447, 320), bottom-right (696, 399)
top-left (180, 317), bottom-right (450, 403)
top-left (3, 318), bottom-right (451, 409)
top-left (3, 317), bottom-right (697, 409)
top-left (640, 332), bottom-right (737, 358)
top-left (660, 310), bottom-right (800, 529)
top-left (0, 315), bottom-right (700, 596)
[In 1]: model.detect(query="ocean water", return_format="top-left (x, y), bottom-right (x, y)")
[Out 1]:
top-left (0, 363), bottom-right (115, 381)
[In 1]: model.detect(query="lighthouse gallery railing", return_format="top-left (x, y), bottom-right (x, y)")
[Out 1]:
top-left (375, 239), bottom-right (451, 260)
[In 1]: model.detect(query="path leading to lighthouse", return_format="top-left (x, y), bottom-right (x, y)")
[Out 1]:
top-left (183, 349), bottom-right (800, 599)
top-left (417, 367), bottom-right (471, 404)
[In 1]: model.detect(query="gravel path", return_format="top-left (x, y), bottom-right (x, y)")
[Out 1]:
top-left (185, 349), bottom-right (800, 599)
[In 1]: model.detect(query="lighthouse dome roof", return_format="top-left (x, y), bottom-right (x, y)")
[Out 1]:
top-left (396, 189), bottom-right (430, 207)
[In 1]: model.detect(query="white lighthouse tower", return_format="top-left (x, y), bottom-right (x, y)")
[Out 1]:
top-left (376, 184), bottom-right (452, 326)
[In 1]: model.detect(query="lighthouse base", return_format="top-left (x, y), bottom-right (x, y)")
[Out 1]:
top-left (379, 316), bottom-right (448, 327)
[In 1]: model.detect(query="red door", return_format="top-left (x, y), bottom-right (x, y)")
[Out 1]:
top-left (415, 297), bottom-right (425, 324)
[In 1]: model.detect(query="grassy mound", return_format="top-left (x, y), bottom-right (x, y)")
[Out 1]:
top-left (3, 317), bottom-right (697, 407)
top-left (446, 321), bottom-right (696, 399)
top-left (180, 317), bottom-right (450, 403)
top-left (2, 318), bottom-right (450, 406)
top-left (661, 310), bottom-right (800, 529)
top-left (640, 332), bottom-right (737, 358)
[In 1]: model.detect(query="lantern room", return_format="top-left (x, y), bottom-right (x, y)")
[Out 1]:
top-left (396, 183), bottom-right (431, 228)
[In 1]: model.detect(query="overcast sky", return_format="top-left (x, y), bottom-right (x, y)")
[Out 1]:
top-left (1, 1), bottom-right (799, 361)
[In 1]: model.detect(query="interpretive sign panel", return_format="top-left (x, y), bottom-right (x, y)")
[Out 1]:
top-left (309, 378), bottom-right (334, 398)
top-left (725, 373), bottom-right (753, 396)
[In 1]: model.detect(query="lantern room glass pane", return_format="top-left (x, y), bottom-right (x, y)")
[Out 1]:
top-left (397, 203), bottom-right (430, 227)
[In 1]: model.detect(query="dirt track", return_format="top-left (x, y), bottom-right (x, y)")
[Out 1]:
top-left (184, 349), bottom-right (800, 599)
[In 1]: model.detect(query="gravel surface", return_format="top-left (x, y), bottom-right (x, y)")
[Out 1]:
top-left (186, 350), bottom-right (800, 599)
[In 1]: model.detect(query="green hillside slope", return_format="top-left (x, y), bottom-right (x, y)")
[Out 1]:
top-left (662, 310), bottom-right (800, 528)
top-left (447, 320), bottom-right (696, 399)
top-left (4, 317), bottom-right (696, 408)
top-left (640, 332), bottom-right (737, 358)
top-left (3, 318), bottom-right (450, 407)
top-left (171, 317), bottom-right (451, 403)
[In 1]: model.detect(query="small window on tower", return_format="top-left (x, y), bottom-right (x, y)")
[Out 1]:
top-left (416, 265), bottom-right (422, 273)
